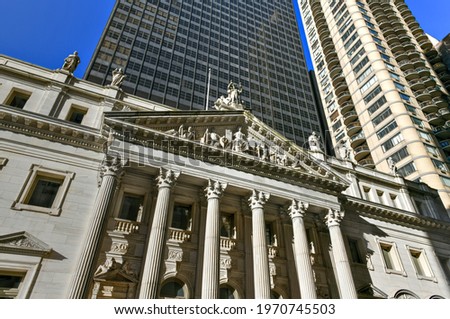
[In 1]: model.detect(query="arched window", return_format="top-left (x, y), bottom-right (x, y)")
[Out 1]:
top-left (160, 280), bottom-right (185, 299)
top-left (220, 284), bottom-right (237, 299)
top-left (394, 290), bottom-right (419, 299)
top-left (271, 290), bottom-right (282, 299)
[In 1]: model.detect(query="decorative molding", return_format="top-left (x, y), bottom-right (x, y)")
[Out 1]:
top-left (0, 231), bottom-right (51, 256)
top-left (324, 209), bottom-right (344, 228)
top-left (249, 190), bottom-right (270, 210)
top-left (0, 106), bottom-right (104, 151)
top-left (345, 197), bottom-right (450, 231)
top-left (205, 179), bottom-right (227, 199)
top-left (288, 199), bottom-right (309, 219)
top-left (156, 167), bottom-right (180, 189)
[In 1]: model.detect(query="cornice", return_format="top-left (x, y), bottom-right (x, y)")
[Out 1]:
top-left (344, 196), bottom-right (450, 232)
top-left (0, 105), bottom-right (104, 151)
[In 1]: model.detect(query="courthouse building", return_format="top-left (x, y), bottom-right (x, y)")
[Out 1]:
top-left (0, 56), bottom-right (449, 299)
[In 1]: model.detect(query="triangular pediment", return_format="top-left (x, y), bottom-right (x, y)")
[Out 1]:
top-left (102, 110), bottom-right (350, 193)
top-left (0, 231), bottom-right (52, 256)
top-left (358, 283), bottom-right (388, 299)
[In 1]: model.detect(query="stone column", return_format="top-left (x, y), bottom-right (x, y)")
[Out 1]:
top-left (139, 168), bottom-right (179, 299)
top-left (288, 200), bottom-right (317, 299)
top-left (201, 179), bottom-right (227, 298)
top-left (249, 190), bottom-right (271, 299)
top-left (324, 209), bottom-right (357, 299)
top-left (68, 156), bottom-right (123, 298)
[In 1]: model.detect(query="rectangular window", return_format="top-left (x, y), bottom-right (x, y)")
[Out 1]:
top-left (418, 130), bottom-right (432, 142)
top-left (409, 248), bottom-right (434, 279)
top-left (27, 178), bottom-right (62, 208)
top-left (379, 242), bottom-right (403, 273)
top-left (350, 49), bottom-right (365, 65)
top-left (398, 162), bottom-right (416, 177)
top-left (348, 238), bottom-right (364, 264)
top-left (399, 93), bottom-right (411, 102)
top-left (360, 76), bottom-right (377, 93)
top-left (354, 57), bottom-right (369, 73)
top-left (432, 159), bottom-right (448, 172)
top-left (442, 176), bottom-right (450, 187)
top-left (372, 107), bottom-right (392, 126)
top-left (119, 194), bottom-right (144, 222)
top-left (391, 147), bottom-right (409, 163)
top-left (381, 133), bottom-right (404, 152)
top-left (356, 66), bottom-right (373, 84)
top-left (426, 145), bottom-right (438, 156)
top-left (376, 120), bottom-right (397, 139)
top-left (66, 106), bottom-right (87, 124)
top-left (5, 90), bottom-right (31, 109)
top-left (347, 40), bottom-right (362, 57)
top-left (220, 213), bottom-right (235, 238)
top-left (394, 82), bottom-right (406, 91)
top-left (411, 117), bottom-right (424, 127)
top-left (171, 204), bottom-right (192, 230)
top-left (12, 165), bottom-right (75, 216)
top-left (367, 96), bottom-right (387, 114)
top-left (0, 272), bottom-right (25, 299)
top-left (341, 25), bottom-right (356, 42)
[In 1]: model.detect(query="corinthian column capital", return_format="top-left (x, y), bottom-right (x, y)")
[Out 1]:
top-left (156, 167), bottom-right (180, 189)
top-left (97, 155), bottom-right (125, 186)
top-left (288, 199), bottom-right (309, 219)
top-left (324, 209), bottom-right (344, 228)
top-left (205, 179), bottom-right (227, 200)
top-left (249, 189), bottom-right (270, 210)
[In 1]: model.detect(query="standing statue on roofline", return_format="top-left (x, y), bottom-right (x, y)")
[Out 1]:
top-left (62, 51), bottom-right (80, 73)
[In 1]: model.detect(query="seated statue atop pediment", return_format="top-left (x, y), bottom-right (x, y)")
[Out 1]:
top-left (214, 80), bottom-right (245, 111)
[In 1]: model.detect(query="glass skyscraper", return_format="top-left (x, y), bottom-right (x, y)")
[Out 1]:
top-left (85, 0), bottom-right (323, 146)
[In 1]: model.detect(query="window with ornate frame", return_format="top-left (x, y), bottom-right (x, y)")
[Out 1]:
top-left (12, 165), bottom-right (75, 216)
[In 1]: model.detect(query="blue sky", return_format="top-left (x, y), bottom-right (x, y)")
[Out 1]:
top-left (0, 0), bottom-right (448, 78)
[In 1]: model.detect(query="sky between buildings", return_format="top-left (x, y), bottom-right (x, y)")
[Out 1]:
top-left (0, 0), bottom-right (448, 79)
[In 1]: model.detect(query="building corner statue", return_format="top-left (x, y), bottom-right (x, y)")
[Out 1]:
top-left (111, 68), bottom-right (126, 87)
top-left (308, 131), bottom-right (322, 152)
top-left (214, 80), bottom-right (244, 111)
top-left (61, 51), bottom-right (80, 73)
top-left (388, 157), bottom-right (398, 176)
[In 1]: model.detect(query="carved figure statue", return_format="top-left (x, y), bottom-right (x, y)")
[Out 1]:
top-left (387, 157), bottom-right (398, 175)
top-left (214, 81), bottom-right (244, 111)
top-left (94, 258), bottom-right (119, 277)
top-left (111, 68), bottom-right (126, 87)
top-left (62, 51), bottom-right (80, 73)
top-left (209, 130), bottom-right (221, 147)
top-left (338, 140), bottom-right (351, 160)
top-left (227, 80), bottom-right (243, 104)
top-left (232, 127), bottom-right (247, 152)
top-left (184, 126), bottom-right (195, 140)
top-left (258, 143), bottom-right (269, 161)
top-left (200, 128), bottom-right (210, 145)
top-left (308, 131), bottom-right (322, 152)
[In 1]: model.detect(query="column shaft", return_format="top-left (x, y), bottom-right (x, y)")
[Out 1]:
top-left (252, 206), bottom-right (271, 298)
top-left (292, 216), bottom-right (317, 298)
top-left (68, 158), bottom-right (121, 298)
top-left (201, 179), bottom-right (227, 299)
top-left (249, 190), bottom-right (271, 299)
top-left (325, 210), bottom-right (357, 299)
top-left (201, 197), bottom-right (220, 298)
top-left (139, 169), bottom-right (178, 299)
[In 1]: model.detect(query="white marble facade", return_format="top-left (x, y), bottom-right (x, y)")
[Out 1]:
top-left (0, 56), bottom-right (449, 299)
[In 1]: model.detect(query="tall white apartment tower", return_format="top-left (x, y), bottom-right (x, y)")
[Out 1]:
top-left (298, 0), bottom-right (450, 212)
